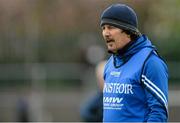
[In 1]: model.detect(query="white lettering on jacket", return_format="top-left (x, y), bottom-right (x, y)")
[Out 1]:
top-left (103, 97), bottom-right (123, 103)
top-left (103, 83), bottom-right (133, 94)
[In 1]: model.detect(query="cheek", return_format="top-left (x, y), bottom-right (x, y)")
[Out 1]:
top-left (115, 35), bottom-right (123, 43)
top-left (114, 31), bottom-right (122, 39)
top-left (102, 31), bottom-right (106, 39)
top-left (102, 31), bottom-right (104, 36)
top-left (115, 36), bottom-right (127, 47)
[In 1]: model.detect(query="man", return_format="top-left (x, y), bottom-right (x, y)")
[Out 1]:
top-left (100, 4), bottom-right (168, 122)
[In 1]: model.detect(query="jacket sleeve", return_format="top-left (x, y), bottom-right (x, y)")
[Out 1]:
top-left (80, 91), bottom-right (103, 122)
top-left (141, 54), bottom-right (168, 122)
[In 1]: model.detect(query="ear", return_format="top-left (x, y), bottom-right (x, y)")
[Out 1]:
top-left (125, 34), bottom-right (131, 42)
top-left (124, 34), bottom-right (131, 41)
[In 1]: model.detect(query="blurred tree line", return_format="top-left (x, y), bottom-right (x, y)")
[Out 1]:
top-left (0, 0), bottom-right (179, 64)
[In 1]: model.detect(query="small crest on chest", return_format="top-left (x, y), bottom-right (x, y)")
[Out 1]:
top-left (110, 71), bottom-right (121, 77)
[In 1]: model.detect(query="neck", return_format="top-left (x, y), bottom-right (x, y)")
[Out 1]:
top-left (116, 39), bottom-right (136, 55)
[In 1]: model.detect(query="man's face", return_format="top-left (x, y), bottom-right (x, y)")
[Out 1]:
top-left (102, 24), bottom-right (131, 53)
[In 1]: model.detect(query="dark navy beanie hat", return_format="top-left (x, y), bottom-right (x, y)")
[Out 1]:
top-left (100, 4), bottom-right (141, 35)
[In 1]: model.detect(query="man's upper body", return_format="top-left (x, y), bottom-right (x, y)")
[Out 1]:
top-left (103, 35), bottom-right (168, 122)
top-left (100, 3), bottom-right (168, 122)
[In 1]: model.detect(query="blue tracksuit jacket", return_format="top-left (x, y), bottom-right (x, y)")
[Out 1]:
top-left (103, 35), bottom-right (168, 122)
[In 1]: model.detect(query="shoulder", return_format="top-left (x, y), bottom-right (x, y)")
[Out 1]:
top-left (104, 56), bottom-right (113, 70)
top-left (145, 52), bottom-right (168, 70)
top-left (143, 51), bottom-right (168, 77)
top-left (103, 56), bottom-right (113, 79)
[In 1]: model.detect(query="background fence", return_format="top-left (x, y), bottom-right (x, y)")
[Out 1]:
top-left (0, 62), bottom-right (179, 121)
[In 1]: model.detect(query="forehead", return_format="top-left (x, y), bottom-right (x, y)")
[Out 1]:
top-left (102, 24), bottom-right (122, 30)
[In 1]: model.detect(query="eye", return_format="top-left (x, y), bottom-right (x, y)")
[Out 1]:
top-left (101, 26), bottom-right (105, 30)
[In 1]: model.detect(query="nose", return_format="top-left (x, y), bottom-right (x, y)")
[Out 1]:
top-left (102, 27), bottom-right (110, 38)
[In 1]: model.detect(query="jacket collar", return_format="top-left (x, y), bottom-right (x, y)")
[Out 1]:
top-left (113, 34), bottom-right (155, 68)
